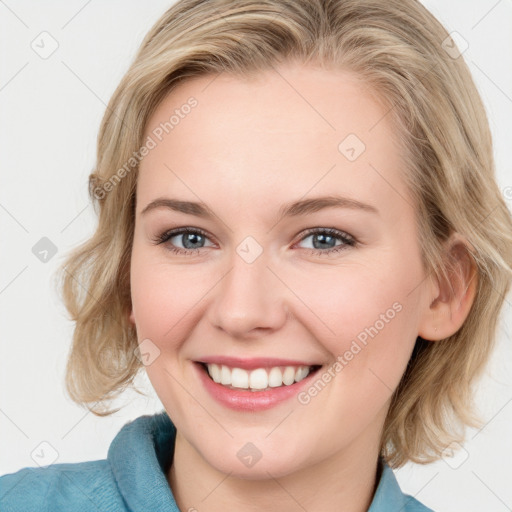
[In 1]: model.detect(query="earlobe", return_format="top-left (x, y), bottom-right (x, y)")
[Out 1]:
top-left (418, 234), bottom-right (478, 341)
top-left (129, 309), bottom-right (135, 325)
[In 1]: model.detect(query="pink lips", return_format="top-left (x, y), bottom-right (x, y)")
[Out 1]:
top-left (194, 359), bottom-right (322, 412)
top-left (197, 355), bottom-right (319, 370)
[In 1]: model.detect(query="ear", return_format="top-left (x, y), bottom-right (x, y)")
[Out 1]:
top-left (418, 233), bottom-right (478, 341)
top-left (128, 308), bottom-right (135, 325)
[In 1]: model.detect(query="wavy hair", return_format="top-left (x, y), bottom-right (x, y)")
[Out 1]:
top-left (56, 0), bottom-right (512, 467)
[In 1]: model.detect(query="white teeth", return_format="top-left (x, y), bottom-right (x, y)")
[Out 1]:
top-left (249, 368), bottom-right (268, 390)
top-left (282, 366), bottom-right (295, 385)
top-left (220, 365), bottom-right (231, 385)
top-left (231, 368), bottom-right (249, 388)
top-left (295, 366), bottom-right (309, 382)
top-left (268, 367), bottom-right (283, 387)
top-left (209, 363), bottom-right (221, 383)
top-left (205, 364), bottom-right (314, 391)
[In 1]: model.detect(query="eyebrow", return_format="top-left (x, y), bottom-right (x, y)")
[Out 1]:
top-left (140, 195), bottom-right (379, 220)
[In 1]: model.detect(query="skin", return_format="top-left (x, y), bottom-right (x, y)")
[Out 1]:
top-left (128, 62), bottom-right (477, 512)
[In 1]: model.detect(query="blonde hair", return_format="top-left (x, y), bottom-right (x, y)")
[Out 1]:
top-left (56, 0), bottom-right (512, 467)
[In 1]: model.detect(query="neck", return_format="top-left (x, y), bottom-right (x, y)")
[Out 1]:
top-left (167, 425), bottom-right (383, 512)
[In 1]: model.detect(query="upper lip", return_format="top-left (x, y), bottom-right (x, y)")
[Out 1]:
top-left (196, 356), bottom-right (322, 370)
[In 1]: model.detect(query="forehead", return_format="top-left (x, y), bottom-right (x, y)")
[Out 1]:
top-left (137, 64), bottom-right (413, 224)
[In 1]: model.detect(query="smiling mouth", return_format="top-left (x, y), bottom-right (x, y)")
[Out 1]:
top-left (198, 362), bottom-right (322, 392)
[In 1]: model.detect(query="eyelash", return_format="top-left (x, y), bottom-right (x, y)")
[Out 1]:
top-left (153, 227), bottom-right (357, 257)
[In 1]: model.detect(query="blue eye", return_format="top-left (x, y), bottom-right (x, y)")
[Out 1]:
top-left (296, 228), bottom-right (356, 255)
top-left (155, 228), bottom-right (214, 255)
top-left (154, 227), bottom-right (356, 256)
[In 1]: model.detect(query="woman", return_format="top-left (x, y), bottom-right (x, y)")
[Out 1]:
top-left (1, 0), bottom-right (511, 510)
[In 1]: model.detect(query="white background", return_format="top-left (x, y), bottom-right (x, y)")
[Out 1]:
top-left (1, 1), bottom-right (511, 511)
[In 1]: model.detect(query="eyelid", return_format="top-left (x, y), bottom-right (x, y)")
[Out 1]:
top-left (153, 226), bottom-right (215, 245)
top-left (153, 226), bottom-right (355, 244)
top-left (296, 226), bottom-right (355, 243)
top-left (153, 225), bottom-right (358, 258)
top-left (293, 227), bottom-right (357, 255)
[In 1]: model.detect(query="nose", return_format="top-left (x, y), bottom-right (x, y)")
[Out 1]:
top-left (207, 247), bottom-right (289, 339)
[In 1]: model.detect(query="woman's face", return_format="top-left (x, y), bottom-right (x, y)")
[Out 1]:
top-left (129, 63), bottom-right (435, 478)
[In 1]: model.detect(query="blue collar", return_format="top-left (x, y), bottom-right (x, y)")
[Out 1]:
top-left (108, 411), bottom-right (432, 511)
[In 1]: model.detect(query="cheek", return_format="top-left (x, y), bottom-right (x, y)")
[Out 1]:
top-left (130, 251), bottom-right (210, 413)
top-left (289, 256), bottom-right (422, 385)
top-left (130, 251), bottom-right (204, 346)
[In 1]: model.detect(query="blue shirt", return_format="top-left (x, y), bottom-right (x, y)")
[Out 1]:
top-left (0, 411), bottom-right (434, 511)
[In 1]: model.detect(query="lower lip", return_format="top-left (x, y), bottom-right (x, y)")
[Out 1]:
top-left (194, 362), bottom-right (321, 411)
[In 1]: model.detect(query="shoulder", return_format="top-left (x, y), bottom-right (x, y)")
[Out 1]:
top-left (0, 411), bottom-right (176, 512)
top-left (0, 459), bottom-right (125, 512)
